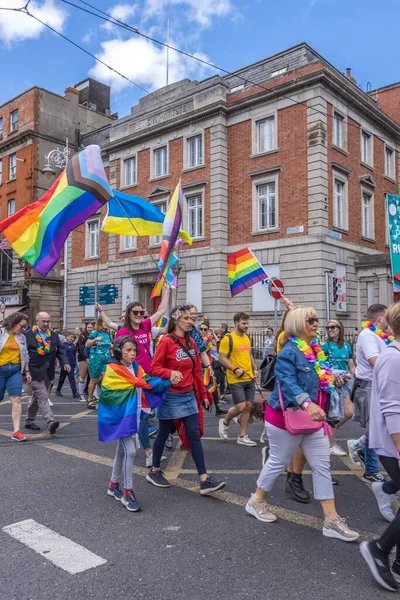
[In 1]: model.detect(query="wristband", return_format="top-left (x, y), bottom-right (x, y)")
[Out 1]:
top-left (302, 400), bottom-right (312, 410)
top-left (98, 308), bottom-right (103, 314)
top-left (233, 368), bottom-right (239, 374)
top-left (205, 364), bottom-right (211, 369)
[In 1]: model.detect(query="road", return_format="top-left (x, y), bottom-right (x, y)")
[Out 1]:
top-left (0, 389), bottom-right (392, 600)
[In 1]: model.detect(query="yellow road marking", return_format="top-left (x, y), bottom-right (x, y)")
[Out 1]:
top-left (163, 445), bottom-right (187, 479)
top-left (180, 469), bottom-right (362, 476)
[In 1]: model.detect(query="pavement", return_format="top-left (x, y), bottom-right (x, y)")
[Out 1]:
top-left (0, 388), bottom-right (395, 600)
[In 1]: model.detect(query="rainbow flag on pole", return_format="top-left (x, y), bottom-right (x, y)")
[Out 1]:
top-left (227, 247), bottom-right (267, 297)
top-left (0, 145), bottom-right (112, 276)
top-left (151, 180), bottom-right (192, 298)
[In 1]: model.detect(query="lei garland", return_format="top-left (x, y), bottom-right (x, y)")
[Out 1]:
top-left (290, 336), bottom-right (335, 393)
top-left (362, 321), bottom-right (394, 346)
top-left (32, 324), bottom-right (51, 355)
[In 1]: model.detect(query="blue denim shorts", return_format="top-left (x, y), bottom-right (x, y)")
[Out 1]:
top-left (157, 390), bottom-right (198, 420)
top-left (0, 363), bottom-right (23, 401)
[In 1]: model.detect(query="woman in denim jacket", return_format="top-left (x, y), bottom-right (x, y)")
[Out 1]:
top-left (0, 312), bottom-right (31, 441)
top-left (246, 305), bottom-right (359, 542)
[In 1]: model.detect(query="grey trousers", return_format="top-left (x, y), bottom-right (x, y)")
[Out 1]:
top-left (25, 379), bottom-right (54, 428)
top-left (111, 436), bottom-right (137, 490)
top-left (257, 423), bottom-right (334, 500)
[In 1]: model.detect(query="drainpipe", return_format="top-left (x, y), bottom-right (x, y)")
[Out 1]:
top-left (63, 239), bottom-right (68, 329)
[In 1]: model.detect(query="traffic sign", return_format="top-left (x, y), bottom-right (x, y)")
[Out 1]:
top-left (268, 277), bottom-right (284, 300)
top-left (79, 285), bottom-right (119, 306)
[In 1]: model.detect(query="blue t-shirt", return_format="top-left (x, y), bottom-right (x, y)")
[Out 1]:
top-left (322, 340), bottom-right (352, 372)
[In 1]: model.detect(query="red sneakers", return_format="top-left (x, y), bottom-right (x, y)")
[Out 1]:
top-left (11, 430), bottom-right (27, 442)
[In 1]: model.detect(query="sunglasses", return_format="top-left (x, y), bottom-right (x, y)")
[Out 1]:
top-left (131, 310), bottom-right (145, 317)
top-left (200, 327), bottom-right (208, 331)
top-left (326, 325), bottom-right (338, 330)
top-left (306, 318), bottom-right (319, 325)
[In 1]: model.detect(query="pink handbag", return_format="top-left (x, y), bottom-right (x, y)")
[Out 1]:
top-left (278, 383), bottom-right (332, 436)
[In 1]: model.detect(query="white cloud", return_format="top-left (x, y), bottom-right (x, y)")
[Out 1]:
top-left (101, 3), bottom-right (138, 32)
top-left (0, 0), bottom-right (67, 45)
top-left (144, 0), bottom-right (234, 28)
top-left (89, 35), bottom-right (211, 93)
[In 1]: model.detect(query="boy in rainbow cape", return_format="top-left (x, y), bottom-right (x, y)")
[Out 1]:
top-left (98, 335), bottom-right (171, 512)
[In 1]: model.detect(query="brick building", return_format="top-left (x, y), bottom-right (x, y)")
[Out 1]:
top-left (65, 43), bottom-right (400, 330)
top-left (0, 79), bottom-right (113, 325)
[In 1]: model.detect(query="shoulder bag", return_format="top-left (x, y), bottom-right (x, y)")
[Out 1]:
top-left (277, 382), bottom-right (331, 436)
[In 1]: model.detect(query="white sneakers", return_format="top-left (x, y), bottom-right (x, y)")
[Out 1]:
top-left (372, 481), bottom-right (395, 522)
top-left (330, 443), bottom-right (347, 456)
top-left (218, 418), bottom-right (257, 446)
top-left (246, 493), bottom-right (277, 522)
top-left (237, 435), bottom-right (257, 447)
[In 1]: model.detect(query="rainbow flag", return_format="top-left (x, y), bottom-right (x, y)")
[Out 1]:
top-left (98, 359), bottom-right (170, 442)
top-left (151, 180), bottom-right (192, 298)
top-left (203, 368), bottom-right (217, 393)
top-left (155, 316), bottom-right (168, 328)
top-left (0, 146), bottom-right (112, 276)
top-left (227, 247), bottom-right (267, 297)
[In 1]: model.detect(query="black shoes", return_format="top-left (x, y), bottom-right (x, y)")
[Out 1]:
top-left (25, 423), bottom-right (40, 431)
top-left (216, 408), bottom-right (228, 416)
top-left (49, 421), bottom-right (60, 435)
top-left (55, 390), bottom-right (63, 397)
top-left (285, 472), bottom-right (311, 503)
top-left (73, 393), bottom-right (81, 399)
top-left (360, 541), bottom-right (398, 592)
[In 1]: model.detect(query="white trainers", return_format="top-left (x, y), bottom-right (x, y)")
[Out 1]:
top-left (218, 418), bottom-right (229, 440)
top-left (48, 398), bottom-right (54, 407)
top-left (372, 481), bottom-right (395, 522)
top-left (145, 453), bottom-right (166, 468)
top-left (347, 439), bottom-right (362, 466)
top-left (237, 434), bottom-right (257, 447)
top-left (79, 394), bottom-right (86, 403)
top-left (330, 443), bottom-right (347, 456)
top-left (245, 493), bottom-right (277, 522)
top-left (322, 515), bottom-right (359, 542)
top-left (260, 427), bottom-right (268, 444)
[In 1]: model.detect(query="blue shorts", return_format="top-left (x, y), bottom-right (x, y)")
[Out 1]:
top-left (0, 363), bottom-right (23, 401)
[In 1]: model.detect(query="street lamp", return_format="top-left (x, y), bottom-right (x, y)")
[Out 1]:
top-left (41, 138), bottom-right (72, 181)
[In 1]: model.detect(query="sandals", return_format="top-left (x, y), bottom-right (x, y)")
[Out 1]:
top-left (87, 401), bottom-right (96, 410)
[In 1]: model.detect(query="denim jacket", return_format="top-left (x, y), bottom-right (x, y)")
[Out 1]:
top-left (0, 328), bottom-right (29, 373)
top-left (269, 343), bottom-right (319, 410)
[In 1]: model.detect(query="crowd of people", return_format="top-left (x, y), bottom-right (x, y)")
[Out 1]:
top-left (1, 293), bottom-right (400, 591)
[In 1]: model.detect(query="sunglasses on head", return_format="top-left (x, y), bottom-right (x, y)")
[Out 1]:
top-left (131, 310), bottom-right (145, 317)
top-left (306, 317), bottom-right (319, 325)
top-left (326, 325), bottom-right (338, 330)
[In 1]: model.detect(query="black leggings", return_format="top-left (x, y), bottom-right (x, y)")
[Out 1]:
top-left (214, 366), bottom-right (225, 397)
top-left (378, 456), bottom-right (400, 560)
top-left (153, 414), bottom-right (207, 476)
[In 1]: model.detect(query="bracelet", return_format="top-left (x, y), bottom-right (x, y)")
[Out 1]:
top-left (302, 400), bottom-right (312, 410)
top-left (233, 368), bottom-right (238, 374)
top-left (98, 308), bottom-right (103, 314)
top-left (205, 364), bottom-right (211, 369)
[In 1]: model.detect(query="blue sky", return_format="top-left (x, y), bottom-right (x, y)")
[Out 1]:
top-left (0, 0), bottom-right (400, 118)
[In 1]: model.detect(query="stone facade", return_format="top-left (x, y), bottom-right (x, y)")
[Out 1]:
top-left (65, 43), bottom-right (400, 332)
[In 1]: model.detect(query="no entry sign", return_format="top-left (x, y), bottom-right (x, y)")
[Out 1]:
top-left (268, 277), bottom-right (284, 300)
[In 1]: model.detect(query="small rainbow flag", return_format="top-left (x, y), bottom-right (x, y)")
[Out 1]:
top-left (227, 247), bottom-right (267, 297)
top-left (155, 316), bottom-right (168, 328)
top-left (203, 368), bottom-right (217, 393)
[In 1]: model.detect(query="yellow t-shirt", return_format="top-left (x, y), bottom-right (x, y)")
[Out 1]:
top-left (219, 331), bottom-right (253, 384)
top-left (0, 334), bottom-right (21, 366)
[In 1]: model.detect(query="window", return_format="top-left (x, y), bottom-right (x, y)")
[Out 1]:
top-left (9, 153), bottom-right (16, 180)
top-left (385, 146), bottom-right (395, 179)
top-left (152, 202), bottom-right (167, 246)
top-left (188, 195), bottom-right (203, 239)
top-left (257, 182), bottom-right (277, 231)
top-left (86, 219), bottom-right (99, 258)
top-left (333, 112), bottom-right (345, 149)
top-left (7, 199), bottom-right (15, 216)
top-left (271, 67), bottom-right (287, 78)
top-left (187, 135), bottom-right (203, 168)
top-left (0, 117), bottom-right (3, 137)
top-left (367, 281), bottom-right (374, 307)
top-left (256, 117), bottom-right (276, 154)
top-left (186, 270), bottom-right (202, 311)
top-left (154, 146), bottom-right (168, 178)
top-left (0, 250), bottom-right (12, 283)
top-left (333, 176), bottom-right (348, 230)
top-left (10, 110), bottom-right (18, 132)
top-left (361, 130), bottom-right (372, 165)
top-left (123, 157), bottom-right (136, 187)
top-left (362, 190), bottom-right (374, 239)
top-left (0, 160), bottom-right (2, 185)
top-left (120, 235), bottom-right (137, 251)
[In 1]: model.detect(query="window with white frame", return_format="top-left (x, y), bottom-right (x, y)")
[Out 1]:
top-left (333, 112), bottom-right (345, 149)
top-left (7, 199), bottom-right (15, 216)
top-left (120, 235), bottom-right (137, 251)
top-left (257, 181), bottom-right (277, 231)
top-left (123, 157), bottom-right (137, 187)
top-left (0, 160), bottom-right (2, 185)
top-left (362, 190), bottom-right (374, 239)
top-left (151, 201), bottom-right (167, 246)
top-left (385, 146), bottom-right (395, 179)
top-left (187, 135), bottom-right (203, 168)
top-left (256, 116), bottom-right (276, 154)
top-left (9, 153), bottom-right (16, 180)
top-left (188, 194), bottom-right (203, 239)
top-left (154, 146), bottom-right (168, 178)
top-left (10, 110), bottom-right (18, 133)
top-left (361, 130), bottom-right (372, 165)
top-left (333, 175), bottom-right (348, 230)
top-left (86, 219), bottom-right (99, 258)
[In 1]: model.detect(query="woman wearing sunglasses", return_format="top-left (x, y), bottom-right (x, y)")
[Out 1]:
top-left (322, 319), bottom-right (355, 456)
top-left (246, 306), bottom-right (359, 542)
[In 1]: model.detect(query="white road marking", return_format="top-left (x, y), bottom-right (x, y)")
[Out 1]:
top-left (2, 519), bottom-right (107, 574)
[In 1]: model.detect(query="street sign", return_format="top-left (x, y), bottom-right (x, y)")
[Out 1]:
top-left (79, 285), bottom-right (119, 306)
top-left (268, 277), bottom-right (284, 300)
top-left (79, 286), bottom-right (96, 306)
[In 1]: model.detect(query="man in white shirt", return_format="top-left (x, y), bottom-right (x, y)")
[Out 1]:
top-left (348, 304), bottom-right (388, 484)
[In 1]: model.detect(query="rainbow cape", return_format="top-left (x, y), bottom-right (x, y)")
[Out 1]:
top-left (151, 180), bottom-right (191, 298)
top-left (98, 359), bottom-right (170, 442)
top-left (0, 145), bottom-right (112, 276)
top-left (227, 247), bottom-right (267, 297)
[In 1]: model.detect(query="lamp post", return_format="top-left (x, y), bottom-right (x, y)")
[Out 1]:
top-left (41, 139), bottom-right (73, 329)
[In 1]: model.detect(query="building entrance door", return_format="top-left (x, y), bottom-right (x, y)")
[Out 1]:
top-left (139, 284), bottom-right (161, 314)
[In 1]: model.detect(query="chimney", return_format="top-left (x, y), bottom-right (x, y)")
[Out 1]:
top-left (345, 68), bottom-right (357, 84)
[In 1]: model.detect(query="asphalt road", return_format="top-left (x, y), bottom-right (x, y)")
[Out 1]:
top-left (0, 388), bottom-right (394, 600)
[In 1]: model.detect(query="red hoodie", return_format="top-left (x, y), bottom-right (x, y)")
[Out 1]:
top-left (150, 334), bottom-right (206, 397)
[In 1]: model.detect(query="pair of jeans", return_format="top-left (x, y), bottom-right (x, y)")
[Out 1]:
top-left (56, 368), bottom-right (78, 395)
top-left (0, 363), bottom-right (23, 401)
top-left (138, 410), bottom-right (151, 450)
top-left (377, 455), bottom-right (400, 561)
top-left (362, 436), bottom-right (380, 475)
top-left (152, 414), bottom-right (206, 475)
top-left (111, 436), bottom-right (136, 490)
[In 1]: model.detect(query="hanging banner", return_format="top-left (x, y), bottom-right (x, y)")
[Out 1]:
top-left (387, 194), bottom-right (400, 293)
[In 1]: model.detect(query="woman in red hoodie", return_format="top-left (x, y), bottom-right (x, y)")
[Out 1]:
top-left (148, 304), bottom-right (226, 496)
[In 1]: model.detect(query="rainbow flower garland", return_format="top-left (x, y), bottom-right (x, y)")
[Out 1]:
top-left (32, 325), bottom-right (51, 355)
top-left (362, 321), bottom-right (394, 346)
top-left (290, 336), bottom-right (335, 393)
